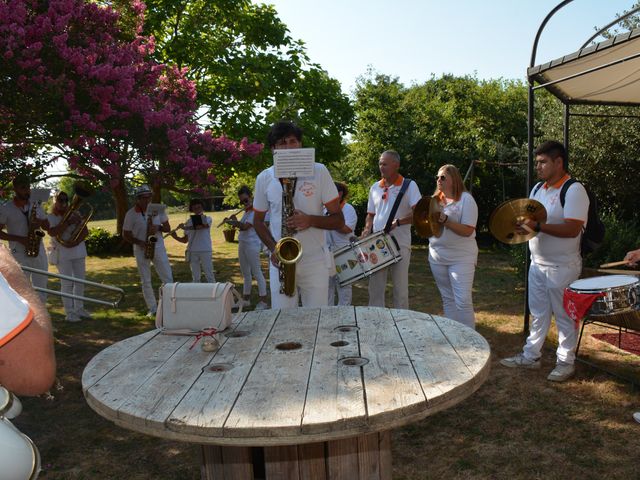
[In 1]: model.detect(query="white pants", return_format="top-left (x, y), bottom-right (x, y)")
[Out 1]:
top-left (239, 242), bottom-right (266, 296)
top-left (429, 261), bottom-right (476, 329)
top-left (269, 258), bottom-right (329, 309)
top-left (56, 257), bottom-right (86, 316)
top-left (368, 245), bottom-right (411, 309)
top-left (189, 251), bottom-right (215, 283)
top-left (133, 246), bottom-right (173, 312)
top-left (328, 275), bottom-right (352, 306)
top-left (523, 261), bottom-right (582, 365)
top-left (13, 250), bottom-right (48, 301)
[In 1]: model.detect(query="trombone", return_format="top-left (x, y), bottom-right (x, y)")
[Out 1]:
top-left (22, 266), bottom-right (125, 308)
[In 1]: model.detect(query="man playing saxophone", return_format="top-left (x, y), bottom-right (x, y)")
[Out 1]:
top-left (123, 185), bottom-right (173, 317)
top-left (0, 175), bottom-right (49, 300)
top-left (253, 121), bottom-right (344, 309)
top-left (47, 190), bottom-right (91, 322)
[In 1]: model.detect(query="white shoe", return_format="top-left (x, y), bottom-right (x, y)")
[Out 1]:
top-left (633, 412), bottom-right (640, 424)
top-left (66, 313), bottom-right (82, 323)
top-left (255, 301), bottom-right (268, 310)
top-left (500, 353), bottom-right (541, 369)
top-left (547, 362), bottom-right (575, 382)
top-left (76, 309), bottom-right (93, 320)
top-left (146, 310), bottom-right (157, 318)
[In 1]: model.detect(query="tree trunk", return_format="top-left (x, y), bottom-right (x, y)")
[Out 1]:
top-left (113, 181), bottom-right (129, 235)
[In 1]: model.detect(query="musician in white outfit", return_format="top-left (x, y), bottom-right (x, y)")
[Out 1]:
top-left (171, 198), bottom-right (215, 283)
top-left (623, 247), bottom-right (640, 424)
top-left (501, 140), bottom-right (589, 382)
top-left (223, 186), bottom-right (268, 309)
top-left (428, 165), bottom-right (478, 329)
top-left (253, 121), bottom-right (344, 309)
top-left (362, 150), bottom-right (421, 310)
top-left (0, 245), bottom-right (55, 395)
top-left (47, 190), bottom-right (91, 322)
top-left (327, 182), bottom-right (358, 306)
top-left (123, 185), bottom-right (173, 316)
top-left (0, 176), bottom-right (49, 298)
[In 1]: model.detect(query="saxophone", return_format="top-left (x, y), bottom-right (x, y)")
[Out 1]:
top-left (144, 212), bottom-right (157, 260)
top-left (274, 178), bottom-right (303, 296)
top-left (25, 201), bottom-right (45, 257)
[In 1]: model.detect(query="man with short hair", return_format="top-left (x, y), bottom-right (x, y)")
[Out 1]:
top-left (0, 175), bottom-right (49, 297)
top-left (253, 121), bottom-right (344, 309)
top-left (501, 140), bottom-right (589, 382)
top-left (362, 150), bottom-right (421, 309)
top-left (123, 185), bottom-right (173, 316)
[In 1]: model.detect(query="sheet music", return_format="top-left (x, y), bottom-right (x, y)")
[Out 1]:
top-left (274, 148), bottom-right (315, 178)
top-left (30, 189), bottom-right (51, 204)
top-left (146, 203), bottom-right (166, 217)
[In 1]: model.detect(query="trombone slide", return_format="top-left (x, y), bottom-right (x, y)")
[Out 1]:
top-left (21, 266), bottom-right (124, 308)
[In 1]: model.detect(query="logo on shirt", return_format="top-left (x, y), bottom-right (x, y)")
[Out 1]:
top-left (299, 181), bottom-right (316, 197)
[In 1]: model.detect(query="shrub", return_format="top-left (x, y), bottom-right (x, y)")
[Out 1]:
top-left (85, 228), bottom-right (132, 256)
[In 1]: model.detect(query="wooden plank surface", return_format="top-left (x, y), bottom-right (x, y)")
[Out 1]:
top-left (298, 443), bottom-right (327, 480)
top-left (81, 329), bottom-right (159, 391)
top-left (224, 308), bottom-right (320, 438)
top-left (167, 309), bottom-right (279, 437)
top-left (264, 445), bottom-right (300, 480)
top-left (82, 307), bottom-right (491, 447)
top-left (84, 333), bottom-right (189, 419)
top-left (355, 307), bottom-right (426, 426)
top-left (302, 306), bottom-right (366, 434)
top-left (326, 437), bottom-right (359, 480)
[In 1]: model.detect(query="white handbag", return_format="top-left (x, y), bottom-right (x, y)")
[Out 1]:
top-left (155, 282), bottom-right (242, 334)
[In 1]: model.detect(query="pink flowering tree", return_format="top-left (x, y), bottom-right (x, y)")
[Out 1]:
top-left (0, 0), bottom-right (262, 232)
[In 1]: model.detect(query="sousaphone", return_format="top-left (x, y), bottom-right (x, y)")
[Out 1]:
top-left (489, 198), bottom-right (547, 244)
top-left (413, 195), bottom-right (444, 238)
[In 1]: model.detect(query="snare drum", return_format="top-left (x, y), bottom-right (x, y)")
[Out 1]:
top-left (567, 275), bottom-right (640, 316)
top-left (333, 231), bottom-right (402, 287)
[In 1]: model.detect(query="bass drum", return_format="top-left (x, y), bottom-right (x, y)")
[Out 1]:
top-left (333, 231), bottom-right (402, 287)
top-left (0, 387), bottom-right (40, 480)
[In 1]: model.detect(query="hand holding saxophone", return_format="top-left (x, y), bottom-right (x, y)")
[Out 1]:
top-left (286, 209), bottom-right (310, 231)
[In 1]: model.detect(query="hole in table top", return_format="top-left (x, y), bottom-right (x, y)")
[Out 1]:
top-left (330, 340), bottom-right (350, 347)
top-left (276, 341), bottom-right (302, 351)
top-left (225, 330), bottom-right (250, 338)
top-left (339, 356), bottom-right (369, 367)
top-left (204, 363), bottom-right (233, 373)
top-left (333, 325), bottom-right (359, 333)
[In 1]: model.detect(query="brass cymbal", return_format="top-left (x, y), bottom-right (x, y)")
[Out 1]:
top-left (413, 195), bottom-right (443, 238)
top-left (489, 198), bottom-right (547, 244)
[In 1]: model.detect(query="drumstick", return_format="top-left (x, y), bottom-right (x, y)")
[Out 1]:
top-left (521, 224), bottom-right (535, 234)
top-left (599, 260), bottom-right (630, 268)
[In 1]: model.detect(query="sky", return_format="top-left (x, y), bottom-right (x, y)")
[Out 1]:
top-left (260, 0), bottom-right (637, 92)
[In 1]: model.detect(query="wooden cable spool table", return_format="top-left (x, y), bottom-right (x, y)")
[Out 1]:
top-left (82, 307), bottom-right (491, 479)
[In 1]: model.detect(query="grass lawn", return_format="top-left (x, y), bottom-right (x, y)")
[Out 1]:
top-left (11, 210), bottom-right (640, 479)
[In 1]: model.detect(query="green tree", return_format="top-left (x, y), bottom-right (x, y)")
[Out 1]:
top-left (138, 0), bottom-right (354, 168)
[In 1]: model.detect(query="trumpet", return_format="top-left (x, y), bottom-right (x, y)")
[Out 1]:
top-left (56, 181), bottom-right (94, 247)
top-left (216, 208), bottom-right (245, 227)
top-left (21, 266), bottom-right (125, 308)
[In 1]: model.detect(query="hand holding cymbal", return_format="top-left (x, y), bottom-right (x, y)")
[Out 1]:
top-left (489, 198), bottom-right (547, 245)
top-left (413, 195), bottom-right (443, 238)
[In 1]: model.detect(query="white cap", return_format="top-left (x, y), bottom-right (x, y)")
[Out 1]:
top-left (134, 185), bottom-right (152, 197)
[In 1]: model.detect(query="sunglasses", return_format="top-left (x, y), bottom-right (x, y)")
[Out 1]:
top-left (382, 186), bottom-right (389, 201)
top-left (435, 175), bottom-right (447, 181)
top-left (240, 198), bottom-right (251, 204)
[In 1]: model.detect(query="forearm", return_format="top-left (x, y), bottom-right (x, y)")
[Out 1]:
top-left (538, 221), bottom-right (582, 238)
top-left (0, 230), bottom-right (25, 243)
top-left (362, 214), bottom-right (375, 235)
top-left (254, 221), bottom-right (276, 252)
top-left (308, 211), bottom-right (344, 231)
top-left (444, 219), bottom-right (475, 237)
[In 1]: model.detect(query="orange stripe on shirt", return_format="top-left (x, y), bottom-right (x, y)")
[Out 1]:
top-left (0, 307), bottom-right (33, 348)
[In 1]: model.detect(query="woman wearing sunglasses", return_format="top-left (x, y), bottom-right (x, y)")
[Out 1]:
top-left (428, 165), bottom-right (478, 329)
top-left (47, 190), bottom-right (91, 322)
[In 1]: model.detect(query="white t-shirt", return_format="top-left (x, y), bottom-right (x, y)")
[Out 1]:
top-left (47, 213), bottom-right (87, 261)
top-left (0, 200), bottom-right (47, 256)
top-left (428, 192), bottom-right (479, 265)
top-left (327, 203), bottom-right (358, 250)
top-left (367, 176), bottom-right (422, 249)
top-left (529, 175), bottom-right (589, 266)
top-left (122, 206), bottom-right (169, 254)
top-left (238, 209), bottom-right (261, 247)
top-left (253, 164), bottom-right (339, 264)
top-left (184, 215), bottom-right (212, 252)
top-left (0, 272), bottom-right (32, 347)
